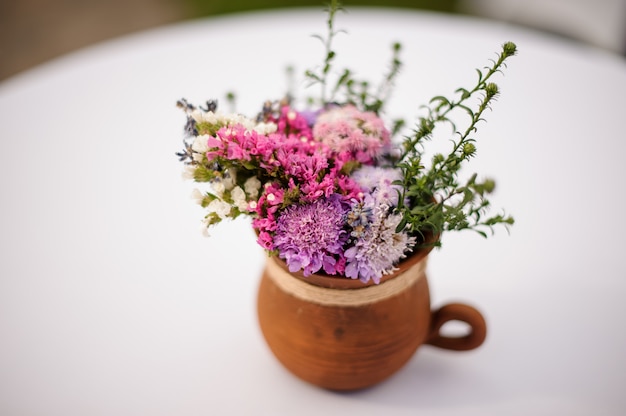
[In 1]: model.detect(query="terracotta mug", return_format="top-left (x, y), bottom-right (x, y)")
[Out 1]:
top-left (256, 244), bottom-right (487, 391)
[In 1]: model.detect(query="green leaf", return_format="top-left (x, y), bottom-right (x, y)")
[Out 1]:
top-left (476, 68), bottom-right (484, 83)
top-left (193, 166), bottom-right (214, 182)
top-left (395, 217), bottom-right (408, 233)
top-left (455, 87), bottom-right (471, 100)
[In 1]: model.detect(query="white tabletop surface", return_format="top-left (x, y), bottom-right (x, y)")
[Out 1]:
top-left (1, 7), bottom-right (625, 416)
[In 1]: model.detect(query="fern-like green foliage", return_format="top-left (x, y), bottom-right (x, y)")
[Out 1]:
top-left (395, 42), bottom-right (517, 241)
top-left (305, 0), bottom-right (516, 244)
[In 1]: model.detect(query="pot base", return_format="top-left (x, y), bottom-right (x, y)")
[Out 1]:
top-left (257, 260), bottom-right (432, 391)
top-left (256, 251), bottom-right (487, 391)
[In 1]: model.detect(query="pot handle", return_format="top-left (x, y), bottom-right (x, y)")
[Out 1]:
top-left (426, 303), bottom-right (487, 351)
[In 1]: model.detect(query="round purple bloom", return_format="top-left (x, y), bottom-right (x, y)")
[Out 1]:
top-left (274, 194), bottom-right (349, 276)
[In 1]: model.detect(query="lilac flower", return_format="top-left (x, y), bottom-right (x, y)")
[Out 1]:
top-left (300, 109), bottom-right (321, 126)
top-left (273, 195), bottom-right (349, 276)
top-left (351, 165), bottom-right (403, 206)
top-left (344, 199), bottom-right (415, 284)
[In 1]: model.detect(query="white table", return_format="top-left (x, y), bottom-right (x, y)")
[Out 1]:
top-left (1, 8), bottom-right (625, 416)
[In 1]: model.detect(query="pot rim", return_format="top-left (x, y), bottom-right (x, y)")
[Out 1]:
top-left (269, 232), bottom-right (438, 289)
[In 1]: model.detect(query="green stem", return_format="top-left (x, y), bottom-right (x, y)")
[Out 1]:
top-left (321, 0), bottom-right (341, 104)
top-left (399, 44), bottom-right (514, 162)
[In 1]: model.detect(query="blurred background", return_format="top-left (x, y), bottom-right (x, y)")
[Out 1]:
top-left (1, 0), bottom-right (625, 81)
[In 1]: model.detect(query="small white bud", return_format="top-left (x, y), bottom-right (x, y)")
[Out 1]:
top-left (191, 134), bottom-right (209, 153)
top-left (191, 189), bottom-right (204, 205)
top-left (244, 176), bottom-right (261, 198)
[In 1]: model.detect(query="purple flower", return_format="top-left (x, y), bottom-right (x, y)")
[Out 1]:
top-left (300, 109), bottom-right (321, 126)
top-left (273, 194), bottom-right (349, 276)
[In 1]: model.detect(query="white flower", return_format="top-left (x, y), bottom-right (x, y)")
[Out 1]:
top-left (212, 180), bottom-right (225, 198)
top-left (191, 110), bottom-right (256, 131)
top-left (192, 110), bottom-right (221, 125)
top-left (254, 122), bottom-right (278, 135)
top-left (244, 176), bottom-right (262, 199)
top-left (181, 165), bottom-right (196, 180)
top-left (223, 169), bottom-right (237, 190)
top-left (191, 134), bottom-right (210, 153)
top-left (231, 186), bottom-right (248, 211)
top-left (226, 114), bottom-right (256, 130)
top-left (200, 218), bottom-right (212, 237)
top-left (190, 188), bottom-right (204, 205)
top-left (207, 199), bottom-right (232, 220)
top-left (190, 109), bottom-right (206, 124)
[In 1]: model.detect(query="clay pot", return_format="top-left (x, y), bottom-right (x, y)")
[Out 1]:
top-left (256, 243), bottom-right (487, 391)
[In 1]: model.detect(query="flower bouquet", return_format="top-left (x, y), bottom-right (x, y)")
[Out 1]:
top-left (175, 1), bottom-right (516, 390)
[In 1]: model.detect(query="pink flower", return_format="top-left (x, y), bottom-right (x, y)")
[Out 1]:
top-left (300, 173), bottom-right (335, 202)
top-left (335, 174), bottom-right (364, 201)
top-left (312, 105), bottom-right (391, 163)
top-left (205, 124), bottom-right (279, 164)
top-left (275, 145), bottom-right (328, 182)
top-left (275, 106), bottom-right (313, 141)
top-left (257, 231), bottom-right (274, 250)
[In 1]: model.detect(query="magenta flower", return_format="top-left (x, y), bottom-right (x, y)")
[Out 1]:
top-left (275, 106), bottom-right (313, 141)
top-left (257, 231), bottom-right (274, 250)
top-left (275, 143), bottom-right (328, 183)
top-left (206, 124), bottom-right (277, 166)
